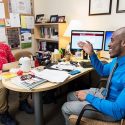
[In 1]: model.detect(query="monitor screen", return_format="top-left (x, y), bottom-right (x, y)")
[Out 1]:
top-left (71, 30), bottom-right (104, 51)
top-left (104, 31), bottom-right (113, 51)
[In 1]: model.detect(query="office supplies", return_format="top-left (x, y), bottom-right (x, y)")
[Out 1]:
top-left (2, 72), bottom-right (17, 79)
top-left (70, 61), bottom-right (78, 66)
top-left (51, 63), bottom-right (75, 71)
top-left (69, 70), bottom-right (80, 75)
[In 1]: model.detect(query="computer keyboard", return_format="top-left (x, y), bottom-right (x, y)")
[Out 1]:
top-left (79, 61), bottom-right (92, 68)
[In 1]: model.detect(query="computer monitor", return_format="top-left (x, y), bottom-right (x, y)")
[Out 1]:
top-left (104, 31), bottom-right (113, 51)
top-left (70, 30), bottom-right (104, 51)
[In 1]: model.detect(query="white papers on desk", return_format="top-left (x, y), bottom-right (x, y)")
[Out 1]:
top-left (51, 64), bottom-right (76, 71)
top-left (32, 69), bottom-right (70, 83)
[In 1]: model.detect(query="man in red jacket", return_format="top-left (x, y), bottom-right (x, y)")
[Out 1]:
top-left (0, 42), bottom-right (33, 125)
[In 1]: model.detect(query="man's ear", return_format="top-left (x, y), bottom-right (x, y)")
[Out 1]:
top-left (121, 40), bottom-right (125, 47)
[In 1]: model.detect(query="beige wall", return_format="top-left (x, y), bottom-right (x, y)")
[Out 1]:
top-left (34, 0), bottom-right (125, 31)
top-left (33, 0), bottom-right (125, 58)
top-left (12, 0), bottom-right (125, 55)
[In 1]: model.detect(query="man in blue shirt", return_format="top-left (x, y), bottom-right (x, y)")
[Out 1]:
top-left (62, 27), bottom-right (125, 125)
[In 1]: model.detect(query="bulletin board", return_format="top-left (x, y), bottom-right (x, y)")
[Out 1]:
top-left (0, 0), bottom-right (34, 49)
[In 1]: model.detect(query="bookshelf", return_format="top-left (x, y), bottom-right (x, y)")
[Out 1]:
top-left (34, 23), bottom-right (69, 52)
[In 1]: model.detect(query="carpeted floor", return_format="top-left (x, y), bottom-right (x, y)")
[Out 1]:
top-left (0, 91), bottom-right (65, 125)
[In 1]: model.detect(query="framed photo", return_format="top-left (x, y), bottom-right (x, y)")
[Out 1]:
top-left (50, 15), bottom-right (58, 23)
top-left (35, 14), bottom-right (44, 23)
top-left (89, 0), bottom-right (112, 16)
top-left (116, 0), bottom-right (125, 13)
top-left (58, 16), bottom-right (66, 23)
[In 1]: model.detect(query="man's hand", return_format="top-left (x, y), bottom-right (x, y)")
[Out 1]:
top-left (78, 41), bottom-right (94, 56)
top-left (76, 90), bottom-right (87, 101)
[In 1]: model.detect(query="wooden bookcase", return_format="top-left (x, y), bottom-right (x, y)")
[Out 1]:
top-left (34, 23), bottom-right (69, 52)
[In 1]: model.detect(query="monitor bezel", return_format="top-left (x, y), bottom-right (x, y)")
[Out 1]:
top-left (70, 30), bottom-right (104, 51)
top-left (104, 31), bottom-right (113, 51)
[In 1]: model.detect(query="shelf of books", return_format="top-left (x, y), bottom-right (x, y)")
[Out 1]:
top-left (34, 23), bottom-right (68, 52)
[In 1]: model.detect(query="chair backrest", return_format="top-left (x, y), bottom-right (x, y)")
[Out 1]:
top-left (14, 51), bottom-right (33, 61)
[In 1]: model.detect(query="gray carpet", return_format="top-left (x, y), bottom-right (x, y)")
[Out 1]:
top-left (0, 91), bottom-right (65, 125)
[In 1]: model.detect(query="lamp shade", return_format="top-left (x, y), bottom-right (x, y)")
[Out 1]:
top-left (64, 20), bottom-right (83, 37)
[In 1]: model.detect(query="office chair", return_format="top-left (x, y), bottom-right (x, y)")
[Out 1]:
top-left (69, 78), bottom-right (125, 125)
top-left (14, 51), bottom-right (33, 61)
top-left (69, 115), bottom-right (124, 125)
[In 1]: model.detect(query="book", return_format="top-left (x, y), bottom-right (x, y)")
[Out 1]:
top-left (11, 74), bottom-right (47, 90)
top-left (2, 72), bottom-right (17, 79)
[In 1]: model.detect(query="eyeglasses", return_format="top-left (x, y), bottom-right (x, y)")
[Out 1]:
top-left (20, 74), bottom-right (35, 81)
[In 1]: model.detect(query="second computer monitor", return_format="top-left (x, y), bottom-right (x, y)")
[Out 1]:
top-left (104, 31), bottom-right (113, 51)
top-left (71, 30), bottom-right (104, 51)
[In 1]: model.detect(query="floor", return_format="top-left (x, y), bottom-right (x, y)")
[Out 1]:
top-left (0, 91), bottom-right (65, 125)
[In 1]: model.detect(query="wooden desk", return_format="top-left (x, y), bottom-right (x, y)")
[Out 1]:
top-left (2, 67), bottom-right (93, 125)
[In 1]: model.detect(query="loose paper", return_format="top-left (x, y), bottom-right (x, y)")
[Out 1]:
top-left (0, 27), bottom-right (7, 42)
top-left (10, 0), bottom-right (31, 14)
top-left (32, 69), bottom-right (70, 83)
top-left (21, 15), bottom-right (34, 29)
top-left (10, 13), bottom-right (20, 27)
top-left (0, 3), bottom-right (5, 18)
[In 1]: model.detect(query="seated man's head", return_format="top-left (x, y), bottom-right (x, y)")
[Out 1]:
top-left (109, 27), bottom-right (125, 58)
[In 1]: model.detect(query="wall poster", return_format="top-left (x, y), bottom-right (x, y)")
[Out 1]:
top-left (6, 28), bottom-right (20, 49)
top-left (20, 29), bottom-right (32, 49)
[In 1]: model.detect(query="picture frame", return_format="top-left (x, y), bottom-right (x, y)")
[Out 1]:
top-left (89, 0), bottom-right (112, 16)
top-left (35, 14), bottom-right (44, 23)
top-left (58, 16), bottom-right (66, 23)
top-left (116, 0), bottom-right (125, 13)
top-left (50, 15), bottom-right (58, 23)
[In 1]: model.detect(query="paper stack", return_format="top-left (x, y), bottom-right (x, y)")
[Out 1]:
top-left (32, 69), bottom-right (70, 83)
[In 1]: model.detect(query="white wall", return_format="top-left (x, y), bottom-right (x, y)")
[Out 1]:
top-left (34, 0), bottom-right (125, 31)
